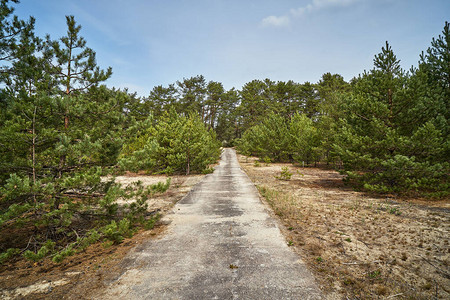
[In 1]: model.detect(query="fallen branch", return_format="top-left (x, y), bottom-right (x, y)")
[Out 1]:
top-left (357, 239), bottom-right (370, 248)
top-left (417, 255), bottom-right (450, 279)
top-left (342, 260), bottom-right (382, 265)
top-left (386, 293), bottom-right (403, 299)
top-left (22, 236), bottom-right (34, 253)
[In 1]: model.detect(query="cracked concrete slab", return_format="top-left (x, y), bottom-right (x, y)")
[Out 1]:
top-left (97, 148), bottom-right (322, 299)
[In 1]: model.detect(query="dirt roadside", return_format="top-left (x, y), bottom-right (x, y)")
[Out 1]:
top-left (0, 174), bottom-right (205, 300)
top-left (237, 154), bottom-right (450, 299)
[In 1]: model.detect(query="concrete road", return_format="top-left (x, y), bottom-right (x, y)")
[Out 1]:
top-left (99, 148), bottom-right (322, 299)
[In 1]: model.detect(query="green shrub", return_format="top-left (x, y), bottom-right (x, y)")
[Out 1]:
top-left (275, 167), bottom-right (293, 180)
top-left (23, 240), bottom-right (56, 262)
top-left (52, 245), bottom-right (75, 263)
top-left (101, 219), bottom-right (133, 244)
top-left (119, 109), bottom-right (221, 175)
top-left (148, 178), bottom-right (171, 194)
top-left (144, 213), bottom-right (161, 230)
top-left (0, 248), bottom-right (20, 264)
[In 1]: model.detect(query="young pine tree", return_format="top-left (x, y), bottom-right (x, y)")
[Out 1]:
top-left (335, 38), bottom-right (448, 196)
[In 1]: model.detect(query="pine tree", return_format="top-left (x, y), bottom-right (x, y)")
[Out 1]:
top-left (119, 108), bottom-right (221, 175)
top-left (238, 80), bottom-right (266, 132)
top-left (176, 75), bottom-right (207, 118)
top-left (289, 113), bottom-right (321, 165)
top-left (215, 88), bottom-right (239, 144)
top-left (0, 12), bottom-right (154, 263)
top-left (273, 80), bottom-right (301, 118)
top-left (238, 79), bottom-right (282, 132)
top-left (144, 84), bottom-right (177, 119)
top-left (334, 37), bottom-right (448, 196)
top-left (418, 21), bottom-right (449, 138)
top-left (0, 0), bottom-right (34, 77)
top-left (153, 110), bottom-right (220, 175)
top-left (298, 82), bottom-right (319, 119)
top-left (420, 22), bottom-right (450, 95)
top-left (45, 15), bottom-right (112, 129)
top-left (205, 81), bottom-right (225, 129)
top-left (316, 73), bottom-right (350, 164)
top-left (236, 112), bottom-right (289, 161)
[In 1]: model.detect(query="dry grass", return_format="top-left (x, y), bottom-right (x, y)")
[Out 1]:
top-left (238, 154), bottom-right (450, 299)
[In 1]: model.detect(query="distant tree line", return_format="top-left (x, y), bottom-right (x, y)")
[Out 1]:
top-left (235, 29), bottom-right (449, 197)
top-left (136, 24), bottom-right (449, 198)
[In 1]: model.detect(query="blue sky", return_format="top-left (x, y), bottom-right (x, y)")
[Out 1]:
top-left (13, 0), bottom-right (449, 96)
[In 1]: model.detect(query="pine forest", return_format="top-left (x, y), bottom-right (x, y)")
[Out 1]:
top-left (0, 1), bottom-right (449, 298)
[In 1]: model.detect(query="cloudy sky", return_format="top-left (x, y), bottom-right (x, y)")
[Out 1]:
top-left (13, 0), bottom-right (449, 96)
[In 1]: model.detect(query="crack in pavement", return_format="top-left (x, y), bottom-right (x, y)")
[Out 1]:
top-left (97, 148), bottom-right (322, 299)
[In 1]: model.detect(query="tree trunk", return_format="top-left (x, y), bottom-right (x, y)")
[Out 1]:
top-left (59, 38), bottom-right (72, 182)
top-left (388, 88), bottom-right (393, 123)
top-left (32, 105), bottom-right (37, 205)
top-left (210, 106), bottom-right (216, 129)
top-left (186, 148), bottom-right (190, 176)
top-left (186, 134), bottom-right (191, 175)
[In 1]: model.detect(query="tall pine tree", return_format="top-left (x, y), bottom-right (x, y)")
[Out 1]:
top-left (0, 12), bottom-right (155, 263)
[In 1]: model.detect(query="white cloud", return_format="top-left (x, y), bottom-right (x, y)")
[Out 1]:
top-left (261, 15), bottom-right (291, 27)
top-left (263, 0), bottom-right (361, 27)
top-left (292, 0), bottom-right (360, 15)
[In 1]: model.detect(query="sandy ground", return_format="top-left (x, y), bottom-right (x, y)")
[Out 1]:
top-left (237, 154), bottom-right (450, 299)
top-left (0, 173), bottom-right (204, 300)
